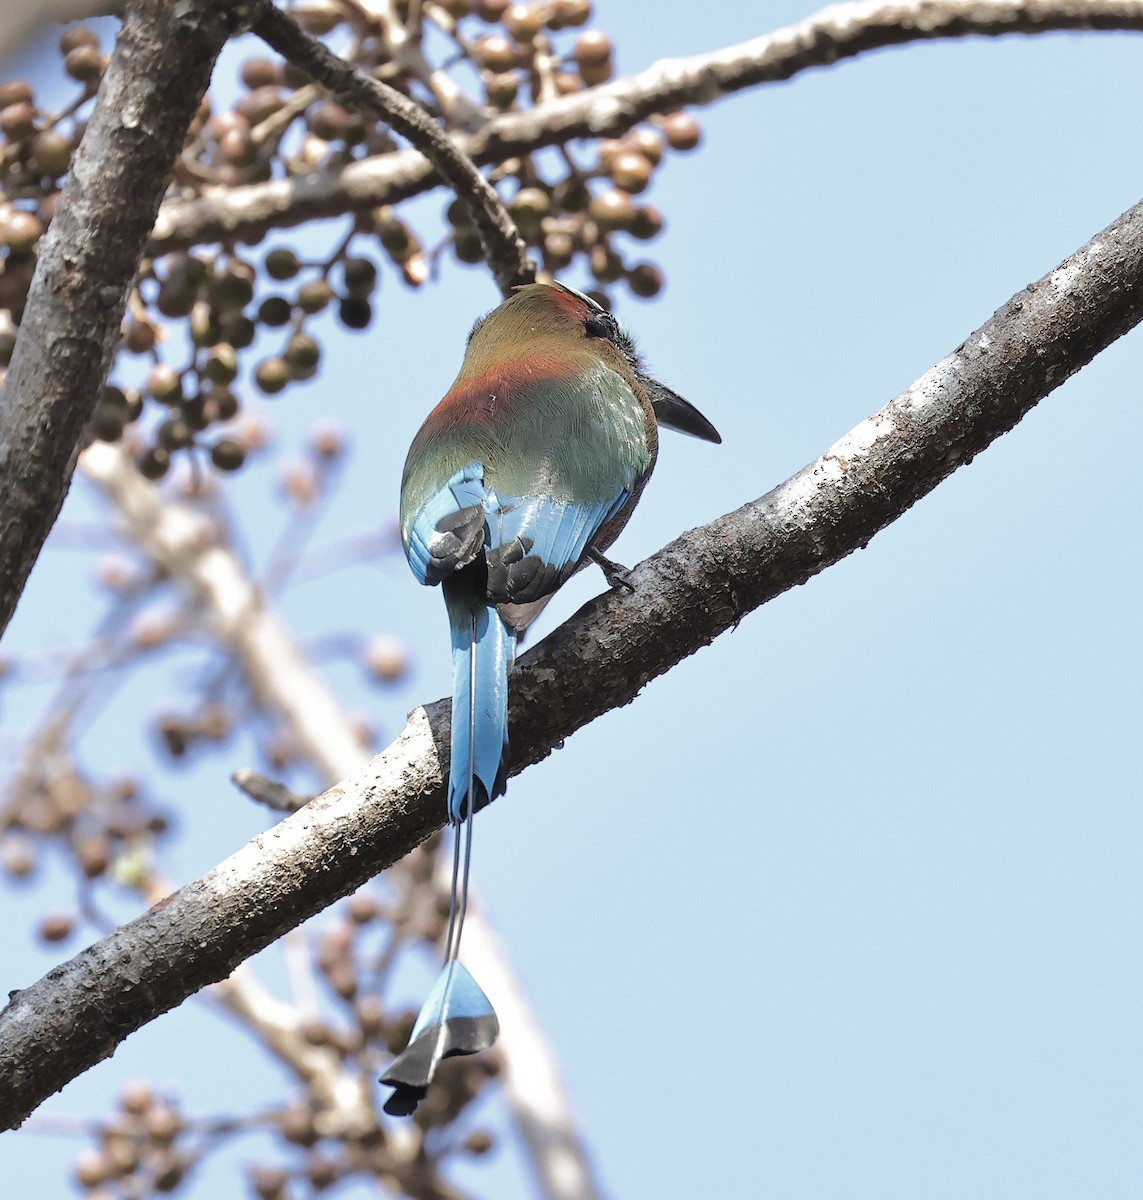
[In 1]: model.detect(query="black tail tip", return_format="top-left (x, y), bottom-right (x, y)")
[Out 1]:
top-left (383, 1083), bottom-right (427, 1117)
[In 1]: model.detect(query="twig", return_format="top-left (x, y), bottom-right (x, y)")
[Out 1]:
top-left (251, 0), bottom-right (533, 296)
top-left (232, 768), bottom-right (312, 812)
top-left (151, 0), bottom-right (1143, 254)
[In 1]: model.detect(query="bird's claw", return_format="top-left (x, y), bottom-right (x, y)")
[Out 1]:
top-left (588, 547), bottom-right (636, 592)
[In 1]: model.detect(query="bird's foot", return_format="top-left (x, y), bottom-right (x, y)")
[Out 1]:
top-left (588, 547), bottom-right (636, 592)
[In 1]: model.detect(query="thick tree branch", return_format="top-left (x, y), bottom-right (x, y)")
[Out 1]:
top-left (251, 1), bottom-right (533, 295)
top-left (150, 0), bottom-right (1143, 252)
top-left (0, 0), bottom-right (251, 641)
top-left (3, 190), bottom-right (1142, 1130)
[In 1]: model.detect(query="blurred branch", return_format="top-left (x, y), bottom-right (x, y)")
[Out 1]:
top-left (150, 0), bottom-right (1143, 252)
top-left (209, 968), bottom-right (382, 1142)
top-left (0, 1), bottom-right (122, 62)
top-left (252, 1), bottom-right (533, 295)
top-left (232, 768), bottom-right (312, 813)
top-left (0, 0), bottom-right (250, 641)
top-left (5, 186), bottom-right (1143, 1131)
top-left (75, 443), bottom-right (605, 1200)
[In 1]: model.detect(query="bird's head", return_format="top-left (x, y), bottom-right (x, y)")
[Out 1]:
top-left (465, 282), bottom-right (722, 445)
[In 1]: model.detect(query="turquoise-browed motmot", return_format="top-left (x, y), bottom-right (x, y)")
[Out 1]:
top-left (382, 282), bottom-right (720, 1114)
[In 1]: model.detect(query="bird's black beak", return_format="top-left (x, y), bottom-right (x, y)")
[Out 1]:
top-left (643, 377), bottom-right (722, 444)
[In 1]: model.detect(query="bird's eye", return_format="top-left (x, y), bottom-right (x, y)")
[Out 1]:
top-left (584, 312), bottom-right (619, 343)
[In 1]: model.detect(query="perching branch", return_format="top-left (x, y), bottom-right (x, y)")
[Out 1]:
top-left (251, 0), bottom-right (533, 296)
top-left (150, 0), bottom-right (1143, 252)
top-left (0, 0), bottom-right (251, 642)
top-left (3, 188), bottom-right (1143, 1131)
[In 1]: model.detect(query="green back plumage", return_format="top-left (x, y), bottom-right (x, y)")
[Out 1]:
top-left (400, 284), bottom-right (658, 542)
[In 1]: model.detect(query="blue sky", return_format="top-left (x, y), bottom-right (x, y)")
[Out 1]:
top-left (3, 4), bottom-right (1142, 1198)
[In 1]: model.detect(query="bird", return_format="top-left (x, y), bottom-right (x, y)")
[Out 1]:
top-left (381, 281), bottom-right (720, 1115)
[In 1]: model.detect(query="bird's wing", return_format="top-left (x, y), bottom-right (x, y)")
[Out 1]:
top-left (402, 359), bottom-right (649, 603)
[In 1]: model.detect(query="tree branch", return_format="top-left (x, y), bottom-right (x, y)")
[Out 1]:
top-left (3, 188), bottom-right (1142, 1130)
top-left (150, 0), bottom-right (1143, 252)
top-left (0, 0), bottom-right (252, 641)
top-left (251, 0), bottom-right (533, 295)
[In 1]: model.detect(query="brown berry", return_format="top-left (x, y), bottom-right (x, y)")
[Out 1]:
top-left (572, 29), bottom-right (611, 67)
top-left (627, 262), bottom-right (663, 298)
top-left (589, 243), bottom-right (623, 283)
top-left (137, 446), bottom-right (171, 480)
top-left (295, 1), bottom-right (342, 35)
top-left (237, 85), bottom-right (284, 126)
top-left (123, 319), bottom-right (157, 354)
top-left (39, 912), bottom-right (74, 943)
top-left (255, 357), bottom-right (290, 395)
top-left (257, 295), bottom-right (293, 327)
top-left (305, 1153), bottom-right (339, 1191)
top-left (64, 46), bottom-right (106, 86)
top-left (543, 230), bottom-right (574, 270)
top-left (0, 101), bottom-right (36, 141)
top-left (250, 1166), bottom-right (289, 1200)
top-left (474, 0), bottom-right (508, 20)
top-left (285, 333), bottom-right (320, 371)
top-left (210, 439), bottom-right (245, 472)
top-left (157, 416), bottom-right (194, 451)
top-left (347, 891), bottom-right (379, 924)
top-left (91, 404), bottom-right (125, 442)
top-left (309, 418), bottom-right (346, 458)
top-left (30, 131), bottom-right (70, 176)
top-left (241, 57), bottom-right (280, 90)
top-left (475, 34), bottom-right (516, 72)
top-left (4, 210), bottom-right (43, 253)
top-left (454, 228), bottom-right (485, 264)
top-left (76, 835), bottom-right (111, 878)
top-left (630, 204), bottom-right (665, 240)
top-left (504, 4), bottom-right (541, 41)
top-left (342, 256), bottom-right (378, 296)
top-left (662, 111), bottom-right (701, 151)
top-left (265, 247), bottom-right (300, 280)
top-left (59, 26), bottom-right (99, 54)
top-left (119, 1080), bottom-right (155, 1116)
top-left (338, 297), bottom-right (372, 330)
top-left (610, 151), bottom-right (652, 194)
top-left (589, 188), bottom-right (634, 231)
top-left (307, 101), bottom-right (350, 141)
top-left (0, 81), bottom-right (32, 109)
top-left (548, 0), bottom-right (591, 27)
top-left (363, 634), bottom-right (409, 682)
top-left (297, 279), bottom-right (333, 314)
top-left (485, 72), bottom-right (519, 109)
top-left (147, 364), bottom-right (183, 405)
top-left (628, 126), bottom-right (664, 165)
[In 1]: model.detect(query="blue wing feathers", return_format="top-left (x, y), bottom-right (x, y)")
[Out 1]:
top-left (408, 461), bottom-right (631, 603)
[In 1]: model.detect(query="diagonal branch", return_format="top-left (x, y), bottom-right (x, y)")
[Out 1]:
top-left (0, 0), bottom-right (252, 642)
top-left (3, 188), bottom-right (1142, 1131)
top-left (150, 0), bottom-right (1143, 252)
top-left (251, 0), bottom-right (533, 295)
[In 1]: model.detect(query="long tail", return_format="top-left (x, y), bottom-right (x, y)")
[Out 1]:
top-left (382, 570), bottom-right (513, 1116)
